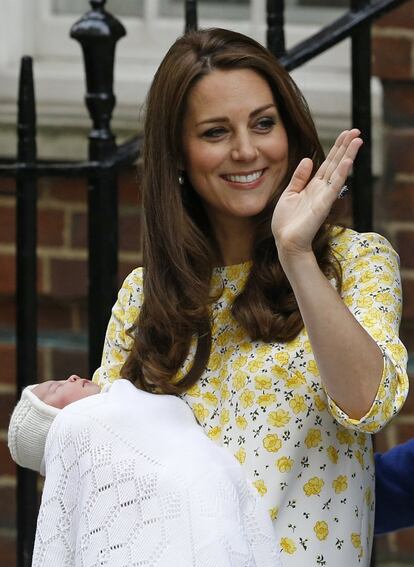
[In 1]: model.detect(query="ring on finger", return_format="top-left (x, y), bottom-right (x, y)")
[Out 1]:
top-left (337, 185), bottom-right (349, 199)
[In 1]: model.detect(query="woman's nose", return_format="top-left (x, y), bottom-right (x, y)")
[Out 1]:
top-left (231, 133), bottom-right (258, 162)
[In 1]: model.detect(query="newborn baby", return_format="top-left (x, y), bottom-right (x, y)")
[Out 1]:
top-left (8, 378), bottom-right (282, 567)
top-left (8, 375), bottom-right (101, 473)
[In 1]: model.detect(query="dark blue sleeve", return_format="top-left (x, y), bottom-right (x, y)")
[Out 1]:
top-left (375, 438), bottom-right (414, 534)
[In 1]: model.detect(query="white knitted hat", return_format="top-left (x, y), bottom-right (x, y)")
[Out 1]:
top-left (8, 385), bottom-right (59, 474)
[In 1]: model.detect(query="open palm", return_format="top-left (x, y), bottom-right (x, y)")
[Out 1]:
top-left (272, 129), bottom-right (363, 255)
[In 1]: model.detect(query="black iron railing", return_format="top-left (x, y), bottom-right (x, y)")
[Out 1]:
top-left (0, 0), bottom-right (409, 565)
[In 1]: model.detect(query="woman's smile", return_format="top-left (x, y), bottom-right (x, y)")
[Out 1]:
top-left (182, 68), bottom-right (288, 231)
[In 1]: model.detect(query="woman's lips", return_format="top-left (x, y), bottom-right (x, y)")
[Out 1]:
top-left (222, 168), bottom-right (266, 188)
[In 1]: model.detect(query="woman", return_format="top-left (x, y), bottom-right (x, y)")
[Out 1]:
top-left (93, 28), bottom-right (408, 565)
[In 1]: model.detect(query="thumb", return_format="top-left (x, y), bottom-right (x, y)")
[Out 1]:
top-left (288, 158), bottom-right (313, 194)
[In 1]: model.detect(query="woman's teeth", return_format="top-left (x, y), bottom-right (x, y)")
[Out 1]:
top-left (225, 169), bottom-right (263, 183)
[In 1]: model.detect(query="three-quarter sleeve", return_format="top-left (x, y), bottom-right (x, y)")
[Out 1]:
top-left (92, 268), bottom-right (143, 388)
top-left (326, 230), bottom-right (408, 432)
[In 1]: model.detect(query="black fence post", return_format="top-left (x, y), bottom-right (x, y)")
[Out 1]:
top-left (15, 56), bottom-right (38, 567)
top-left (185, 0), bottom-right (198, 32)
top-left (351, 0), bottom-right (373, 232)
top-left (71, 0), bottom-right (126, 376)
top-left (266, 0), bottom-right (286, 58)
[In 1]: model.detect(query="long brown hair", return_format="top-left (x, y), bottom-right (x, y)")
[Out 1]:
top-left (122, 28), bottom-right (341, 393)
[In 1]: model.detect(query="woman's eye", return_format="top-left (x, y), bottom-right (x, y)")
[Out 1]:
top-left (202, 127), bottom-right (227, 139)
top-left (255, 117), bottom-right (276, 131)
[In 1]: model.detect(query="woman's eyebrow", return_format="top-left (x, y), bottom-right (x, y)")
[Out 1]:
top-left (196, 103), bottom-right (276, 126)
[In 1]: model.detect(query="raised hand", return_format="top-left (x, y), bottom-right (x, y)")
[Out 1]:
top-left (271, 129), bottom-right (363, 258)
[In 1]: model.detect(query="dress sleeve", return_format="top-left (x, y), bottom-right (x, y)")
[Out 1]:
top-left (326, 231), bottom-right (409, 432)
top-left (92, 268), bottom-right (143, 388)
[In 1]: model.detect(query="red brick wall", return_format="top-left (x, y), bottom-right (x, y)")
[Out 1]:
top-left (0, 166), bottom-right (141, 564)
top-left (372, 0), bottom-right (414, 562)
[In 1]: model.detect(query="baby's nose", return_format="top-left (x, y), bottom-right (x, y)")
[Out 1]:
top-left (67, 375), bottom-right (80, 382)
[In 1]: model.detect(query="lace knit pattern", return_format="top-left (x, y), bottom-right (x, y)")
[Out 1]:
top-left (32, 380), bottom-right (281, 567)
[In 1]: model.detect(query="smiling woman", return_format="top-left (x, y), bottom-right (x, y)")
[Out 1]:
top-left (182, 68), bottom-right (288, 264)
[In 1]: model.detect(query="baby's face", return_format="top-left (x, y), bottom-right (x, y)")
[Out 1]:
top-left (32, 376), bottom-right (101, 409)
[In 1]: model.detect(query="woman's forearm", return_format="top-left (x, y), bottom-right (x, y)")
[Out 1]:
top-left (279, 250), bottom-right (384, 419)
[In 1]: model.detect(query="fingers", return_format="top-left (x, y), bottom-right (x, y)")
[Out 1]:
top-left (316, 129), bottom-right (362, 184)
top-left (288, 157), bottom-right (314, 194)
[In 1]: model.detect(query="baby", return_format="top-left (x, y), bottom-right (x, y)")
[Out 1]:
top-left (8, 378), bottom-right (282, 567)
top-left (8, 375), bottom-right (102, 473)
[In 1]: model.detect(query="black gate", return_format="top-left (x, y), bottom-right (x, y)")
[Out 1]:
top-left (0, 0), bottom-right (409, 565)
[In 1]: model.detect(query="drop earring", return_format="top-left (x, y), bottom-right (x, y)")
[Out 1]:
top-left (178, 172), bottom-right (185, 186)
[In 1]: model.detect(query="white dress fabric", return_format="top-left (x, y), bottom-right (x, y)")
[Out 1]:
top-left (93, 229), bottom-right (409, 566)
top-left (32, 379), bottom-right (282, 567)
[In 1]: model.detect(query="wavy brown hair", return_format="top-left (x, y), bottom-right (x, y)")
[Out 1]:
top-left (122, 27), bottom-right (341, 394)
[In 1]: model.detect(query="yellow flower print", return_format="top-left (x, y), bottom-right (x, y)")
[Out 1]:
top-left (239, 341), bottom-right (252, 353)
top-left (303, 477), bottom-right (324, 496)
top-left (263, 433), bottom-right (282, 453)
top-left (107, 365), bottom-right (123, 381)
top-left (236, 415), bottom-right (248, 430)
top-left (375, 291), bottom-right (393, 306)
top-left (111, 349), bottom-right (126, 364)
top-left (193, 403), bottom-right (209, 423)
top-left (257, 393), bottom-right (277, 406)
top-left (253, 479), bottom-right (267, 496)
top-left (313, 521), bottom-right (329, 541)
top-left (232, 371), bottom-right (248, 391)
top-left (357, 296), bottom-right (373, 308)
top-left (355, 450), bottom-right (364, 468)
top-left (270, 507), bottom-right (279, 521)
top-left (220, 383), bottom-right (230, 401)
top-left (361, 421), bottom-right (381, 433)
top-left (342, 275), bottom-right (356, 292)
top-left (220, 409), bottom-right (230, 426)
top-left (289, 394), bottom-right (307, 414)
top-left (336, 429), bottom-right (355, 445)
top-left (327, 445), bottom-right (339, 464)
top-left (124, 305), bottom-right (139, 327)
top-left (389, 343), bottom-right (407, 360)
top-left (382, 398), bottom-right (394, 420)
top-left (267, 409), bottom-right (291, 427)
top-left (351, 533), bottom-right (361, 549)
top-left (254, 376), bottom-right (272, 390)
top-left (233, 356), bottom-right (248, 370)
top-left (208, 426), bottom-right (222, 441)
top-left (106, 320), bottom-right (117, 342)
top-left (277, 456), bottom-right (294, 473)
top-left (208, 352), bottom-right (222, 371)
top-left (209, 377), bottom-right (221, 389)
top-left (285, 370), bottom-right (306, 388)
top-left (362, 308), bottom-right (381, 328)
top-left (307, 360), bottom-right (319, 377)
top-left (272, 365), bottom-right (289, 379)
top-left (240, 389), bottom-right (255, 408)
top-left (371, 327), bottom-right (385, 342)
top-left (359, 270), bottom-right (374, 283)
top-left (364, 487), bottom-right (372, 506)
top-left (216, 329), bottom-right (231, 347)
top-left (186, 384), bottom-right (201, 397)
top-left (280, 537), bottom-right (297, 554)
top-left (234, 447), bottom-right (246, 464)
top-left (202, 392), bottom-right (218, 406)
top-left (305, 428), bottom-right (322, 449)
top-left (304, 340), bottom-right (312, 353)
top-left (314, 394), bottom-right (327, 411)
top-left (332, 475), bottom-right (348, 494)
top-left (247, 359), bottom-right (264, 373)
top-left (274, 352), bottom-right (290, 366)
top-left (357, 433), bottom-right (366, 448)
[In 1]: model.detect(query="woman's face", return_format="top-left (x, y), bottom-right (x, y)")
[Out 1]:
top-left (182, 68), bottom-right (288, 229)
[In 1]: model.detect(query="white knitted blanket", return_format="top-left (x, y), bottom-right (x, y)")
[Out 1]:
top-left (33, 379), bottom-right (281, 567)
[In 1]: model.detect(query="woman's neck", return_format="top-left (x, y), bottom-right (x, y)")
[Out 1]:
top-left (213, 218), bottom-right (254, 266)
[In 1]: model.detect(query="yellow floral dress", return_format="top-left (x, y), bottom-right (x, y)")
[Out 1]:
top-left (93, 228), bottom-right (408, 566)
